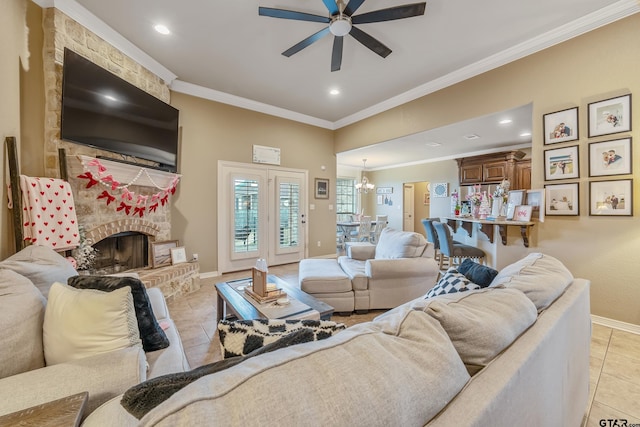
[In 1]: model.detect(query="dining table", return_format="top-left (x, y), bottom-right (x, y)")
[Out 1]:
top-left (336, 220), bottom-right (378, 242)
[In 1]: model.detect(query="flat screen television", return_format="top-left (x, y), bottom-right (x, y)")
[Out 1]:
top-left (61, 48), bottom-right (179, 172)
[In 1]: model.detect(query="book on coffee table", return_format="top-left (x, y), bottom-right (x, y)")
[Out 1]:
top-left (244, 286), bottom-right (286, 303)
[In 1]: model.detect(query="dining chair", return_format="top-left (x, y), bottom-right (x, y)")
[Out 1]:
top-left (370, 215), bottom-right (388, 243)
top-left (355, 216), bottom-right (372, 242)
top-left (432, 221), bottom-right (485, 269)
top-left (421, 218), bottom-right (441, 262)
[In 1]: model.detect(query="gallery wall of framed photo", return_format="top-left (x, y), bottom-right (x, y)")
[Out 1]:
top-left (542, 93), bottom-right (633, 217)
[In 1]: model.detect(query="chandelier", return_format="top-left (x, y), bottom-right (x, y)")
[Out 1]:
top-left (355, 159), bottom-right (375, 194)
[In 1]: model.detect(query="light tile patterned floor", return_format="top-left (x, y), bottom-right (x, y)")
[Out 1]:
top-left (165, 263), bottom-right (640, 426)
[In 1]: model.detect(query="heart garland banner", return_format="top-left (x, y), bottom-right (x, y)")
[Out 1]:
top-left (77, 157), bottom-right (181, 218)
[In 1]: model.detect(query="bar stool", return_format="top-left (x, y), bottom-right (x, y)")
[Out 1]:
top-left (433, 221), bottom-right (485, 269)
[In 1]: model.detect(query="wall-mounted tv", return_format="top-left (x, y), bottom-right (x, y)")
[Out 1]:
top-left (61, 48), bottom-right (179, 172)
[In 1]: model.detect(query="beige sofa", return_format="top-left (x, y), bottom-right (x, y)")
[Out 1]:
top-left (300, 228), bottom-right (440, 313)
top-left (112, 253), bottom-right (590, 426)
top-left (0, 246), bottom-right (189, 424)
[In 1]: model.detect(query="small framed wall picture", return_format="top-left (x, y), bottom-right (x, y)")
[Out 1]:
top-left (151, 240), bottom-right (179, 268)
top-left (545, 183), bottom-right (579, 216)
top-left (544, 145), bottom-right (579, 181)
top-left (543, 107), bottom-right (579, 145)
top-left (588, 137), bottom-right (632, 177)
top-left (170, 246), bottom-right (188, 265)
top-left (432, 182), bottom-right (448, 198)
top-left (589, 179), bottom-right (633, 216)
top-left (314, 178), bottom-right (329, 199)
top-left (525, 189), bottom-right (545, 222)
top-left (513, 205), bottom-right (533, 222)
top-left (588, 94), bottom-right (632, 138)
top-left (505, 190), bottom-right (525, 220)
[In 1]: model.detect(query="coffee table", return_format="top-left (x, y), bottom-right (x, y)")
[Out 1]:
top-left (0, 391), bottom-right (88, 427)
top-left (216, 275), bottom-right (334, 321)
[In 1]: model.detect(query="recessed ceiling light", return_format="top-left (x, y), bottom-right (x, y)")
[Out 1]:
top-left (329, 89), bottom-right (340, 95)
top-left (499, 119), bottom-right (513, 125)
top-left (520, 132), bottom-right (532, 137)
top-left (154, 24), bottom-right (170, 35)
top-left (103, 94), bottom-right (117, 101)
top-left (464, 134), bottom-right (480, 140)
top-left (425, 141), bottom-right (441, 147)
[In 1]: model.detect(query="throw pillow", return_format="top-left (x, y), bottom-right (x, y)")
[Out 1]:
top-left (0, 245), bottom-right (78, 298)
top-left (121, 328), bottom-right (316, 419)
top-left (422, 287), bottom-right (537, 375)
top-left (68, 275), bottom-right (169, 352)
top-left (43, 282), bottom-right (141, 365)
top-left (0, 269), bottom-right (47, 379)
top-left (425, 268), bottom-right (481, 299)
top-left (374, 228), bottom-right (427, 259)
top-left (489, 253), bottom-right (574, 311)
top-left (217, 318), bottom-right (346, 358)
top-left (457, 258), bottom-right (498, 288)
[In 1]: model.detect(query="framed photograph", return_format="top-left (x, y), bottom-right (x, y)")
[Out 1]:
top-left (376, 187), bottom-right (393, 194)
top-left (432, 182), bottom-right (448, 198)
top-left (588, 94), bottom-right (632, 137)
top-left (588, 137), bottom-right (632, 177)
top-left (423, 193), bottom-right (430, 205)
top-left (505, 190), bottom-right (525, 220)
top-left (543, 107), bottom-right (579, 145)
top-left (170, 246), bottom-right (187, 264)
top-left (544, 145), bottom-right (579, 181)
top-left (151, 240), bottom-right (179, 268)
top-left (314, 178), bottom-right (329, 199)
top-left (526, 189), bottom-right (545, 222)
top-left (377, 195), bottom-right (383, 205)
top-left (589, 179), bottom-right (633, 216)
top-left (545, 183), bottom-right (579, 216)
top-left (513, 205), bottom-right (533, 222)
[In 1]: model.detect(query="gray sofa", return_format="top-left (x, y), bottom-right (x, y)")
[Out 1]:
top-left (300, 228), bottom-right (440, 312)
top-left (108, 252), bottom-right (590, 426)
top-left (0, 245), bottom-right (189, 424)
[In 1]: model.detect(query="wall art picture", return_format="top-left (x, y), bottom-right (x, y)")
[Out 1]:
top-left (505, 190), bottom-right (525, 220)
top-left (151, 240), bottom-right (179, 268)
top-left (589, 179), bottom-right (633, 216)
top-left (545, 183), bottom-right (579, 216)
top-left (314, 178), bottom-right (329, 199)
top-left (544, 145), bottom-right (579, 181)
top-left (588, 94), bottom-right (632, 137)
top-left (525, 189), bottom-right (545, 222)
top-left (588, 137), bottom-right (632, 177)
top-left (513, 205), bottom-right (533, 222)
top-left (543, 107), bottom-right (579, 145)
top-left (170, 246), bottom-right (187, 265)
top-left (432, 182), bottom-right (448, 198)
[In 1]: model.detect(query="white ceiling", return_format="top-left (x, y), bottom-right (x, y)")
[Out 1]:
top-left (42, 0), bottom-right (638, 168)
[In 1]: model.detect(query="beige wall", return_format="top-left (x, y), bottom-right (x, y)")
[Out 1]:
top-left (1, 0), bottom-right (28, 259)
top-left (337, 14), bottom-right (640, 326)
top-left (169, 92), bottom-right (336, 273)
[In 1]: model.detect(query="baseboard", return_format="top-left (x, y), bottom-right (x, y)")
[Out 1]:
top-left (591, 315), bottom-right (640, 335)
top-left (200, 271), bottom-right (219, 280)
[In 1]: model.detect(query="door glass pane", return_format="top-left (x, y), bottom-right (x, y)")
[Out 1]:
top-left (279, 182), bottom-right (299, 248)
top-left (233, 179), bottom-right (258, 253)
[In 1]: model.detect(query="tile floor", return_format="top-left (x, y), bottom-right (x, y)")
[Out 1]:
top-left (165, 263), bottom-right (640, 426)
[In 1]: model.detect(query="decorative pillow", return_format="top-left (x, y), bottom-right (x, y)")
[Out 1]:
top-left (217, 319), bottom-right (346, 358)
top-left (43, 282), bottom-right (141, 365)
top-left (68, 275), bottom-right (169, 352)
top-left (0, 245), bottom-right (78, 298)
top-left (489, 253), bottom-right (574, 311)
top-left (457, 258), bottom-right (498, 288)
top-left (374, 228), bottom-right (427, 259)
top-left (121, 328), bottom-right (316, 419)
top-left (0, 269), bottom-right (47, 379)
top-left (423, 287), bottom-right (537, 375)
top-left (425, 268), bottom-right (481, 299)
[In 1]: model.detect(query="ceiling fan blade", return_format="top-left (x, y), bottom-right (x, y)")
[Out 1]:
top-left (282, 27), bottom-right (331, 57)
top-left (321, 0), bottom-right (339, 15)
top-left (349, 26), bottom-right (391, 58)
top-left (344, 0), bottom-right (366, 16)
top-left (352, 2), bottom-right (426, 24)
top-left (259, 7), bottom-right (330, 23)
top-left (331, 36), bottom-right (344, 72)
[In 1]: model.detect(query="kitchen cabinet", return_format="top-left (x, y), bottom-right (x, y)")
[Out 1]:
top-left (457, 150), bottom-right (528, 189)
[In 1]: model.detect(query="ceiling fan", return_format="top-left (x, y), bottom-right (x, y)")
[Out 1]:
top-left (259, 0), bottom-right (427, 72)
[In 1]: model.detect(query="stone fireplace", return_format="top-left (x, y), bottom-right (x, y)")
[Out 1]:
top-left (40, 7), bottom-right (199, 298)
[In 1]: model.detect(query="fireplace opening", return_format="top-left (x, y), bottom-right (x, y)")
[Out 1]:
top-left (92, 231), bottom-right (149, 274)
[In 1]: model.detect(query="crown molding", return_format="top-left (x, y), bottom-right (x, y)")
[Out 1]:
top-left (34, 0), bottom-right (177, 84)
top-left (170, 80), bottom-right (334, 129)
top-left (334, 0), bottom-right (640, 129)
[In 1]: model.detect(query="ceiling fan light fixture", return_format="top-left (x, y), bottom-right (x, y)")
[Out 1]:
top-left (329, 15), bottom-right (352, 36)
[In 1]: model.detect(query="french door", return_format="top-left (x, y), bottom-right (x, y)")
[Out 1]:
top-left (218, 161), bottom-right (307, 273)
